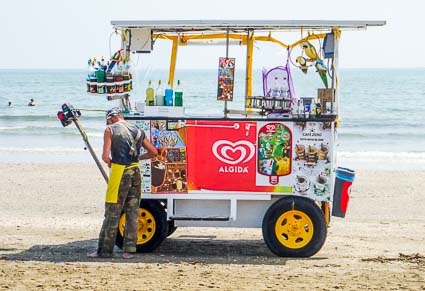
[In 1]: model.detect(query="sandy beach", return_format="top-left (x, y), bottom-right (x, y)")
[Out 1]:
top-left (1, 163), bottom-right (425, 290)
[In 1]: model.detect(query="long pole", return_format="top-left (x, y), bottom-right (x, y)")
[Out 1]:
top-left (331, 28), bottom-right (340, 114)
top-left (73, 119), bottom-right (109, 183)
top-left (168, 34), bottom-right (179, 89)
top-left (245, 29), bottom-right (254, 112)
top-left (224, 27), bottom-right (229, 118)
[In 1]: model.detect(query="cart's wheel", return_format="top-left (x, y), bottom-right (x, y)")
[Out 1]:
top-left (167, 220), bottom-right (178, 237)
top-left (116, 200), bottom-right (168, 253)
top-left (262, 196), bottom-right (327, 257)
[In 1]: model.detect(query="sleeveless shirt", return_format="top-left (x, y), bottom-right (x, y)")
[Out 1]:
top-left (108, 121), bottom-right (145, 166)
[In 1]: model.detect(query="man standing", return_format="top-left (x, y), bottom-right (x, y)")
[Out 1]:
top-left (88, 107), bottom-right (157, 259)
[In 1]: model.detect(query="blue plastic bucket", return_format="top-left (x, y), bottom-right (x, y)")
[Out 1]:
top-left (332, 167), bottom-right (355, 218)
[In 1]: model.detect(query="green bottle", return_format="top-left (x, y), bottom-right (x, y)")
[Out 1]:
top-left (146, 80), bottom-right (155, 106)
top-left (174, 80), bottom-right (183, 106)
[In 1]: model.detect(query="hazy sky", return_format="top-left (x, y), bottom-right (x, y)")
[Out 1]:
top-left (0, 0), bottom-right (423, 69)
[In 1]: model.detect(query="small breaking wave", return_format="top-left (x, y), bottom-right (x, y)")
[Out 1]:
top-left (338, 151), bottom-right (425, 159)
top-left (338, 151), bottom-right (425, 170)
top-left (0, 147), bottom-right (101, 153)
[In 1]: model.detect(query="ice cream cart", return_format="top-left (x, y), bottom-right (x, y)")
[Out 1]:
top-left (92, 20), bottom-right (385, 257)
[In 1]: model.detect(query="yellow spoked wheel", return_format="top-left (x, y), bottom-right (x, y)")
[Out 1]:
top-left (275, 210), bottom-right (314, 249)
top-left (118, 208), bottom-right (157, 245)
top-left (262, 196), bottom-right (327, 257)
top-left (115, 200), bottom-right (169, 253)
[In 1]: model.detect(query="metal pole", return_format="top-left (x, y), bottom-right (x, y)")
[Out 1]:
top-left (120, 94), bottom-right (130, 111)
top-left (121, 30), bottom-right (131, 111)
top-left (73, 119), bottom-right (109, 183)
top-left (168, 34), bottom-right (179, 89)
top-left (226, 28), bottom-right (230, 57)
top-left (224, 28), bottom-right (229, 118)
top-left (331, 28), bottom-right (340, 115)
top-left (245, 29), bottom-right (254, 112)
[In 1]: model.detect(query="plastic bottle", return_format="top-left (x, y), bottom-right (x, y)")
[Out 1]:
top-left (155, 80), bottom-right (164, 106)
top-left (92, 57), bottom-right (97, 71)
top-left (89, 60), bottom-right (96, 77)
top-left (164, 82), bottom-right (173, 106)
top-left (115, 62), bottom-right (123, 76)
top-left (121, 60), bottom-right (129, 77)
top-left (89, 61), bottom-right (97, 93)
top-left (315, 102), bottom-right (322, 116)
top-left (106, 71), bottom-right (115, 95)
top-left (146, 80), bottom-right (155, 106)
top-left (95, 64), bottom-right (105, 83)
top-left (100, 56), bottom-right (107, 71)
top-left (122, 60), bottom-right (131, 92)
top-left (86, 59), bottom-right (92, 92)
top-left (271, 77), bottom-right (279, 97)
top-left (114, 62), bottom-right (124, 94)
top-left (279, 86), bottom-right (288, 98)
top-left (174, 80), bottom-right (183, 106)
top-left (297, 99), bottom-right (303, 116)
top-left (86, 59), bottom-right (91, 77)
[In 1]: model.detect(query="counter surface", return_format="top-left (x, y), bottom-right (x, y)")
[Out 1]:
top-left (125, 114), bottom-right (338, 122)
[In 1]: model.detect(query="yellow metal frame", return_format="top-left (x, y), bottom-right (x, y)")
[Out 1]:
top-left (245, 31), bottom-right (254, 99)
top-left (322, 201), bottom-right (330, 226)
top-left (168, 38), bottom-right (179, 88)
top-left (152, 32), bottom-right (330, 93)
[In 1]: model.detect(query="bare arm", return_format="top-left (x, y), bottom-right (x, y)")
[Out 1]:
top-left (139, 137), bottom-right (158, 160)
top-left (102, 127), bottom-right (112, 167)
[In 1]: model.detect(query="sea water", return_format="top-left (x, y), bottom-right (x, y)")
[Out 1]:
top-left (1, 68), bottom-right (425, 170)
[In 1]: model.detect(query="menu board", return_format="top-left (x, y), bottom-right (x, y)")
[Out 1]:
top-left (217, 57), bottom-right (235, 101)
top-left (150, 120), bottom-right (188, 194)
top-left (291, 121), bottom-right (333, 201)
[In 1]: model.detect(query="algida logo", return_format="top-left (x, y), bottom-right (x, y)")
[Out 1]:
top-left (212, 140), bottom-right (255, 173)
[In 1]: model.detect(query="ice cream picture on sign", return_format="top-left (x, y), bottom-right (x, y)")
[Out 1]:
top-left (258, 123), bottom-right (292, 185)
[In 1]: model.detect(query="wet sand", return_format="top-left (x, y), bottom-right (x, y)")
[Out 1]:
top-left (1, 163), bottom-right (425, 290)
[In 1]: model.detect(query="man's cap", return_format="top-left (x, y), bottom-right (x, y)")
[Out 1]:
top-left (105, 107), bottom-right (122, 120)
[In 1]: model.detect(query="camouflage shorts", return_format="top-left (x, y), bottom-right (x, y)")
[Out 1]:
top-left (97, 166), bottom-right (141, 256)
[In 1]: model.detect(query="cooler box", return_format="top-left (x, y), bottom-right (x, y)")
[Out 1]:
top-left (332, 167), bottom-right (355, 218)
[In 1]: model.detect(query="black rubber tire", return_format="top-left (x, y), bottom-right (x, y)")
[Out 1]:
top-left (167, 220), bottom-right (178, 237)
top-left (115, 199), bottom-right (169, 253)
top-left (262, 196), bottom-right (327, 257)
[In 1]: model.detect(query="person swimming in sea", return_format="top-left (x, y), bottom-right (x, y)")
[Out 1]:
top-left (28, 98), bottom-right (35, 106)
top-left (8, 101), bottom-right (13, 107)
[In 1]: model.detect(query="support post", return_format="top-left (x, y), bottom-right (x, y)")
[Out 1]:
top-left (224, 28), bottom-right (230, 118)
top-left (331, 28), bottom-right (341, 115)
top-left (245, 30), bottom-right (254, 111)
top-left (168, 35), bottom-right (179, 88)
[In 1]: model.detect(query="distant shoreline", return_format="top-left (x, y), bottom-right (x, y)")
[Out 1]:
top-left (1, 67), bottom-right (425, 71)
top-left (0, 157), bottom-right (424, 171)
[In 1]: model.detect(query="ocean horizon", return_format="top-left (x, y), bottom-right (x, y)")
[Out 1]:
top-left (1, 68), bottom-right (425, 170)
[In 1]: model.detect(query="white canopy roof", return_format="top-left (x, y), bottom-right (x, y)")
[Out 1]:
top-left (111, 20), bottom-right (386, 32)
